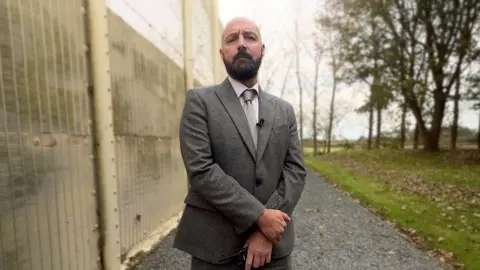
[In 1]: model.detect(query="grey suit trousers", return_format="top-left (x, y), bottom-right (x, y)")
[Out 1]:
top-left (191, 255), bottom-right (292, 270)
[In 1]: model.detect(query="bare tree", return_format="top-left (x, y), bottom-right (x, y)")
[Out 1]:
top-left (319, 15), bottom-right (343, 153)
top-left (326, 53), bottom-right (339, 152)
top-left (261, 46), bottom-right (295, 91)
top-left (280, 59), bottom-right (292, 98)
top-left (316, 102), bottom-right (350, 153)
top-left (293, 19), bottom-right (305, 145)
top-left (450, 76), bottom-right (462, 150)
top-left (312, 40), bottom-right (323, 155)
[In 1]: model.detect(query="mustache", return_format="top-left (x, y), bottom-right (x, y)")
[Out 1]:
top-left (234, 51), bottom-right (253, 61)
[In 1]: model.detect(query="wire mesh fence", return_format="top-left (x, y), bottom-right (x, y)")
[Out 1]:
top-left (0, 0), bottom-right (99, 269)
top-left (0, 0), bottom-right (224, 269)
top-left (107, 6), bottom-right (188, 255)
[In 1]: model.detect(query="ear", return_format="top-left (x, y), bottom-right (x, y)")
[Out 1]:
top-left (219, 48), bottom-right (223, 57)
top-left (261, 44), bottom-right (265, 55)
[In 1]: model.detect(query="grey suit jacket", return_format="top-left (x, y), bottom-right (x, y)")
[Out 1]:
top-left (173, 78), bottom-right (307, 264)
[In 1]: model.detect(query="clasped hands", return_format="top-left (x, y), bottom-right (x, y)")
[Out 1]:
top-left (244, 209), bottom-right (290, 270)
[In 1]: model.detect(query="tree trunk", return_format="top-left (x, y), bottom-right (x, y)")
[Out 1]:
top-left (400, 100), bottom-right (407, 149)
top-left (312, 105), bottom-right (318, 156)
top-left (413, 122), bottom-right (420, 149)
top-left (312, 71), bottom-right (319, 156)
top-left (295, 21), bottom-right (303, 146)
top-left (406, 88), bottom-right (444, 152)
top-left (367, 102), bottom-right (373, 149)
top-left (327, 77), bottom-right (336, 153)
top-left (477, 110), bottom-right (480, 150)
top-left (294, 20), bottom-right (303, 146)
top-left (326, 46), bottom-right (338, 154)
top-left (299, 84), bottom-right (303, 145)
top-left (376, 106), bottom-right (381, 149)
top-left (450, 77), bottom-right (461, 150)
top-left (425, 91), bottom-right (448, 151)
top-left (323, 135), bottom-right (327, 153)
top-left (424, 130), bottom-right (441, 152)
top-left (279, 63), bottom-right (291, 98)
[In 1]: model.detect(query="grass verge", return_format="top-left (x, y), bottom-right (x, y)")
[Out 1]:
top-left (305, 149), bottom-right (480, 270)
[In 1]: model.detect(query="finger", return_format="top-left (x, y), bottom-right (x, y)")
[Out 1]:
top-left (268, 235), bottom-right (277, 244)
top-left (275, 220), bottom-right (287, 229)
top-left (245, 249), bottom-right (253, 270)
top-left (258, 255), bottom-right (266, 267)
top-left (267, 252), bottom-right (272, 264)
top-left (253, 254), bottom-right (261, 269)
top-left (267, 233), bottom-right (276, 242)
top-left (276, 235), bottom-right (282, 242)
top-left (274, 222), bottom-right (285, 231)
top-left (282, 212), bottom-right (291, 221)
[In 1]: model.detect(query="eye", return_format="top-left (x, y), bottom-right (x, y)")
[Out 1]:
top-left (244, 33), bottom-right (257, 41)
top-left (226, 35), bottom-right (238, 43)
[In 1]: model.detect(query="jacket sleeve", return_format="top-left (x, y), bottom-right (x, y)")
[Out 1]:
top-left (179, 89), bottom-right (266, 234)
top-left (264, 103), bottom-right (307, 216)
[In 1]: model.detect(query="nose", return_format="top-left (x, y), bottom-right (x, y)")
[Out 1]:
top-left (237, 35), bottom-right (246, 49)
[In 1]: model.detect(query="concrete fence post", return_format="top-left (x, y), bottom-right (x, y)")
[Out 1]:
top-left (183, 0), bottom-right (194, 91)
top-left (210, 0), bottom-right (221, 84)
top-left (83, 0), bottom-right (121, 269)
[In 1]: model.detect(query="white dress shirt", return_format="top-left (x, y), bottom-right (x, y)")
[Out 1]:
top-left (228, 77), bottom-right (259, 123)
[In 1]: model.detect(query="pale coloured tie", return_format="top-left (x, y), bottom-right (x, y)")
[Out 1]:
top-left (241, 89), bottom-right (258, 148)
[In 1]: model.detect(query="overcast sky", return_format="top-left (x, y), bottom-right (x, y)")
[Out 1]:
top-left (109, 0), bottom-right (478, 140)
top-left (217, 0), bottom-right (479, 140)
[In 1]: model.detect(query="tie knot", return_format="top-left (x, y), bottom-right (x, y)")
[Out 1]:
top-left (241, 89), bottom-right (256, 103)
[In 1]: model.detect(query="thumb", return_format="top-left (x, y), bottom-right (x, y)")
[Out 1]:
top-left (282, 212), bottom-right (291, 221)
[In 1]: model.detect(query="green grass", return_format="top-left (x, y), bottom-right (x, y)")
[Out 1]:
top-left (305, 149), bottom-right (480, 270)
top-left (333, 149), bottom-right (480, 188)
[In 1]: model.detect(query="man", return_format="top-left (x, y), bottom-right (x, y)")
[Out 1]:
top-left (173, 17), bottom-right (307, 270)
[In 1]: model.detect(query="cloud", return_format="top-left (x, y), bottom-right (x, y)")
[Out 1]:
top-left (218, 0), bottom-right (479, 139)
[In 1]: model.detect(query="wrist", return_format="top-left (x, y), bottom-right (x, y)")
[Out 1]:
top-left (256, 209), bottom-right (266, 225)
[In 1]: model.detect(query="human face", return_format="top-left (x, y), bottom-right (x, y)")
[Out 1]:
top-left (220, 18), bottom-right (264, 82)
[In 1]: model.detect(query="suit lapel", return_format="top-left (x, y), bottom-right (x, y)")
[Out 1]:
top-left (214, 79), bottom-right (257, 161)
top-left (256, 90), bottom-right (275, 162)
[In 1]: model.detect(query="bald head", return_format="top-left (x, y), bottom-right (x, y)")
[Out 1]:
top-left (221, 17), bottom-right (262, 43)
top-left (219, 17), bottom-right (265, 84)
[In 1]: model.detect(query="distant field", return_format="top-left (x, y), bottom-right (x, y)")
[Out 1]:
top-left (404, 144), bottom-right (479, 150)
top-left (305, 149), bottom-right (480, 270)
top-left (303, 146), bottom-right (344, 155)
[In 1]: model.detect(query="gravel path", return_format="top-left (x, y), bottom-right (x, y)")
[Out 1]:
top-left (132, 171), bottom-right (448, 270)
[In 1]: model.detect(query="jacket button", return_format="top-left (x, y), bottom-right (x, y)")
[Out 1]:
top-left (256, 179), bottom-right (262, 186)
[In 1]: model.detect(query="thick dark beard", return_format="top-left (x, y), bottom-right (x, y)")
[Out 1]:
top-left (223, 53), bottom-right (263, 82)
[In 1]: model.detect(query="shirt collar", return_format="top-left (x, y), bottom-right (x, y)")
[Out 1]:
top-left (228, 77), bottom-right (259, 98)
